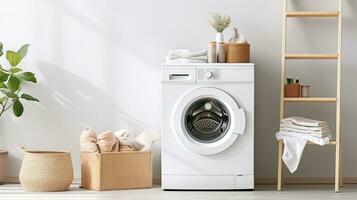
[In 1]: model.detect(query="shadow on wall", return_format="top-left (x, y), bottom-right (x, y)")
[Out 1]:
top-left (36, 61), bottom-right (149, 131)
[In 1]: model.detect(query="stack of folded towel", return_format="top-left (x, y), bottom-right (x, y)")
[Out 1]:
top-left (276, 117), bottom-right (332, 173)
top-left (80, 128), bottom-right (159, 153)
top-left (165, 49), bottom-right (208, 63)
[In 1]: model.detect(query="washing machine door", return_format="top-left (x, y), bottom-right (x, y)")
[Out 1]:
top-left (172, 87), bottom-right (246, 155)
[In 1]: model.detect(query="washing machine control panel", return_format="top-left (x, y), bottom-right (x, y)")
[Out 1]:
top-left (197, 69), bottom-right (220, 80)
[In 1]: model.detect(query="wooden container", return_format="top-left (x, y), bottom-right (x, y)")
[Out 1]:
top-left (284, 84), bottom-right (301, 98)
top-left (19, 147), bottom-right (73, 192)
top-left (226, 43), bottom-right (250, 63)
top-left (0, 151), bottom-right (8, 184)
top-left (81, 151), bottom-right (152, 191)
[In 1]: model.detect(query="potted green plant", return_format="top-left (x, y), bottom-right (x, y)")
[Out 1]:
top-left (0, 42), bottom-right (39, 184)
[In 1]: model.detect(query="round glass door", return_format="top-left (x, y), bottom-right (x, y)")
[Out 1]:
top-left (184, 98), bottom-right (230, 143)
top-left (172, 87), bottom-right (246, 155)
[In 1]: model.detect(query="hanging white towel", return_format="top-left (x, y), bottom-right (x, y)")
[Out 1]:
top-left (276, 131), bottom-right (331, 173)
top-left (276, 132), bottom-right (307, 173)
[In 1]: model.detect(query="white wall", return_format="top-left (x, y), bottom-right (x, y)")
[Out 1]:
top-left (0, 0), bottom-right (356, 181)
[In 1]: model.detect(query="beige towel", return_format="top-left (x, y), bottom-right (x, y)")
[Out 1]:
top-left (80, 128), bottom-right (98, 152)
top-left (97, 131), bottom-right (118, 152)
top-left (119, 144), bottom-right (133, 152)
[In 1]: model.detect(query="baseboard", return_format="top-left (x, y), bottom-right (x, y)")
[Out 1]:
top-left (4, 177), bottom-right (357, 185)
top-left (255, 177), bottom-right (357, 185)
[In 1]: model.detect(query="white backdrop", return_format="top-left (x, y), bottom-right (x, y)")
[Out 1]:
top-left (0, 0), bottom-right (356, 181)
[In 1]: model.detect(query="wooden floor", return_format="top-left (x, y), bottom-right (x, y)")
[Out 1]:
top-left (1, 184), bottom-right (357, 199)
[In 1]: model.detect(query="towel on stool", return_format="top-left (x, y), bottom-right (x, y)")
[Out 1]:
top-left (97, 131), bottom-right (118, 152)
top-left (80, 128), bottom-right (98, 152)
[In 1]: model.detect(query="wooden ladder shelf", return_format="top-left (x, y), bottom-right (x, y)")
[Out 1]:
top-left (277, 0), bottom-right (343, 192)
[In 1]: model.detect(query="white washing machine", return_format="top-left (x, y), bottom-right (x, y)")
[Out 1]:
top-left (161, 63), bottom-right (254, 190)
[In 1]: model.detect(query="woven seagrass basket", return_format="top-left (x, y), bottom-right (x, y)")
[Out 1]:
top-left (19, 146), bottom-right (73, 192)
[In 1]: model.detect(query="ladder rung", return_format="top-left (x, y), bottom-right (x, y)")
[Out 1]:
top-left (283, 97), bottom-right (338, 103)
top-left (286, 11), bottom-right (340, 18)
top-left (285, 54), bottom-right (339, 59)
top-left (307, 141), bottom-right (337, 145)
top-left (278, 140), bottom-right (337, 145)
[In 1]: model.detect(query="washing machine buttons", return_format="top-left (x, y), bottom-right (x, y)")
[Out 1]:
top-left (197, 69), bottom-right (220, 80)
top-left (204, 71), bottom-right (213, 79)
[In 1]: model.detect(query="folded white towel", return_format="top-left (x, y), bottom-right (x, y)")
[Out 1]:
top-left (281, 117), bottom-right (327, 127)
top-left (165, 58), bottom-right (208, 64)
top-left (166, 49), bottom-right (208, 60)
top-left (280, 127), bottom-right (330, 137)
top-left (280, 123), bottom-right (330, 137)
top-left (276, 131), bottom-right (331, 173)
top-left (280, 121), bottom-right (329, 131)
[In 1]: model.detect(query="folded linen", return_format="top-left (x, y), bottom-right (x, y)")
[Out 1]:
top-left (165, 58), bottom-right (208, 64)
top-left (280, 121), bottom-right (329, 131)
top-left (280, 127), bottom-right (330, 137)
top-left (97, 131), bottom-right (118, 152)
top-left (281, 117), bottom-right (327, 127)
top-left (166, 49), bottom-right (207, 60)
top-left (276, 131), bottom-right (331, 146)
top-left (80, 128), bottom-right (98, 152)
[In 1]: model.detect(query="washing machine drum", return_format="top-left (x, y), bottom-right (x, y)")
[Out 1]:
top-left (173, 87), bottom-right (246, 155)
top-left (185, 98), bottom-right (230, 143)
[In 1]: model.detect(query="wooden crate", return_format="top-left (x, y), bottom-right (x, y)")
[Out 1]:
top-left (81, 151), bottom-right (152, 191)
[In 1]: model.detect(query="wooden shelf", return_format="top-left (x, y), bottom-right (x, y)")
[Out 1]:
top-left (285, 54), bottom-right (339, 59)
top-left (287, 11), bottom-right (340, 17)
top-left (283, 97), bottom-right (338, 103)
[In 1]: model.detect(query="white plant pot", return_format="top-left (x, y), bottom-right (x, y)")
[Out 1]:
top-left (216, 32), bottom-right (225, 63)
top-left (216, 32), bottom-right (224, 43)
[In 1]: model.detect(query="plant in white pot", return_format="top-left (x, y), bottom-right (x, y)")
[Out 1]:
top-left (0, 42), bottom-right (39, 184)
top-left (209, 12), bottom-right (231, 63)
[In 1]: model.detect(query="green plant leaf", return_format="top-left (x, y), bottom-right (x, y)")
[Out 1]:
top-left (21, 94), bottom-right (39, 102)
top-left (6, 50), bottom-right (22, 67)
top-left (9, 67), bottom-right (22, 73)
top-left (0, 42), bottom-right (3, 52)
top-left (17, 72), bottom-right (37, 83)
top-left (13, 99), bottom-right (24, 117)
top-left (0, 82), bottom-right (7, 89)
top-left (0, 96), bottom-right (6, 105)
top-left (0, 70), bottom-right (9, 82)
top-left (7, 76), bottom-right (20, 92)
top-left (0, 42), bottom-right (3, 57)
top-left (17, 44), bottom-right (30, 59)
top-left (0, 88), bottom-right (18, 98)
